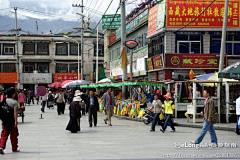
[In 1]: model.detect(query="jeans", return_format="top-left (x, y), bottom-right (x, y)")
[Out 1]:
top-left (195, 120), bottom-right (218, 144)
top-left (151, 113), bottom-right (161, 130)
top-left (41, 101), bottom-right (46, 112)
top-left (36, 98), bottom-right (39, 105)
top-left (162, 114), bottom-right (175, 131)
top-left (57, 103), bottom-right (64, 115)
top-left (30, 96), bottom-right (34, 104)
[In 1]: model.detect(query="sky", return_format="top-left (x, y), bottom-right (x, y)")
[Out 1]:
top-left (0, 0), bottom-right (143, 22)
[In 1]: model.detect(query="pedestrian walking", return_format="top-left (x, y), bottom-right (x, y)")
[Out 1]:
top-left (47, 91), bottom-right (54, 109)
top-left (235, 95), bottom-right (240, 135)
top-left (150, 94), bottom-right (163, 132)
top-left (68, 91), bottom-right (74, 104)
top-left (66, 90), bottom-right (82, 133)
top-left (18, 90), bottom-right (26, 107)
top-left (36, 93), bottom-right (39, 105)
top-left (103, 88), bottom-right (116, 126)
top-left (29, 90), bottom-right (34, 104)
top-left (55, 89), bottom-right (65, 115)
top-left (192, 89), bottom-right (218, 144)
top-left (41, 93), bottom-right (47, 112)
top-left (86, 91), bottom-right (99, 127)
top-left (160, 92), bottom-right (176, 133)
top-left (0, 88), bottom-right (20, 154)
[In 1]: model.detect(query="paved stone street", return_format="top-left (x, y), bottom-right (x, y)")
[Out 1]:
top-left (0, 102), bottom-right (240, 160)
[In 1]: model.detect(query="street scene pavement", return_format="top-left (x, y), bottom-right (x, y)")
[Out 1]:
top-left (0, 102), bottom-right (239, 160)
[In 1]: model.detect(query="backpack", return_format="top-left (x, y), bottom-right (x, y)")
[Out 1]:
top-left (0, 99), bottom-right (15, 132)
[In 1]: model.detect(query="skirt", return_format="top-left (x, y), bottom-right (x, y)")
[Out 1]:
top-left (66, 117), bottom-right (80, 133)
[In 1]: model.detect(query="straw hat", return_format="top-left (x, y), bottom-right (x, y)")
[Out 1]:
top-left (164, 92), bottom-right (172, 99)
top-left (73, 96), bottom-right (82, 102)
top-left (49, 91), bottom-right (52, 94)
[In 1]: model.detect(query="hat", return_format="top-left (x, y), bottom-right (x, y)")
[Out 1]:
top-left (164, 92), bottom-right (172, 99)
top-left (49, 91), bottom-right (52, 94)
top-left (73, 96), bottom-right (82, 102)
top-left (156, 89), bottom-right (161, 94)
top-left (74, 90), bottom-right (83, 96)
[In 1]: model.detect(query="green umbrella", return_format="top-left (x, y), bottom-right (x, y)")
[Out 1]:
top-left (219, 61), bottom-right (240, 79)
top-left (0, 85), bottom-right (4, 90)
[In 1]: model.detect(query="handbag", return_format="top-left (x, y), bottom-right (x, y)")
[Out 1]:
top-left (212, 112), bottom-right (219, 124)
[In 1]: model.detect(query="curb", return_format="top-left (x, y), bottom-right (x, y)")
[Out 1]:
top-left (113, 115), bottom-right (236, 132)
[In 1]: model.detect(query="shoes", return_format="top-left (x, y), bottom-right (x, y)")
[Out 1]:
top-left (160, 129), bottom-right (165, 133)
top-left (0, 148), bottom-right (4, 154)
top-left (211, 143), bottom-right (218, 147)
top-left (170, 130), bottom-right (176, 132)
top-left (94, 124), bottom-right (97, 127)
top-left (108, 124), bottom-right (112, 126)
top-left (13, 148), bottom-right (20, 153)
top-left (191, 141), bottom-right (198, 144)
top-left (89, 124), bottom-right (92, 127)
top-left (150, 129), bottom-right (155, 132)
top-left (104, 119), bottom-right (107, 124)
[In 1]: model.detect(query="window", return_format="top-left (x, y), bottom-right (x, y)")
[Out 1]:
top-left (177, 35), bottom-right (202, 53)
top-left (70, 44), bottom-right (80, 55)
top-left (56, 63), bottom-right (68, 73)
top-left (23, 43), bottom-right (35, 55)
top-left (23, 63), bottom-right (34, 73)
top-left (150, 35), bottom-right (164, 57)
top-left (210, 35), bottom-right (240, 55)
top-left (3, 44), bottom-right (15, 55)
top-left (37, 63), bottom-right (49, 73)
top-left (56, 43), bottom-right (68, 55)
top-left (69, 64), bottom-right (78, 73)
top-left (37, 43), bottom-right (49, 55)
top-left (3, 64), bottom-right (15, 72)
top-left (94, 44), bottom-right (104, 57)
top-left (144, 32), bottom-right (148, 46)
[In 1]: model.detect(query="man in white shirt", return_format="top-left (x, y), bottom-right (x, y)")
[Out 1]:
top-left (236, 96), bottom-right (240, 135)
top-left (41, 93), bottom-right (48, 113)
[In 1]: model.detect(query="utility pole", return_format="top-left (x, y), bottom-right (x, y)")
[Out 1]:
top-left (96, 26), bottom-right (99, 83)
top-left (73, 1), bottom-right (84, 80)
top-left (14, 7), bottom-right (20, 89)
top-left (120, 0), bottom-right (127, 100)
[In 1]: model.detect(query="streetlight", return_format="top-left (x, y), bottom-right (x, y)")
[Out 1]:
top-left (63, 35), bottom-right (81, 80)
top-left (125, 40), bottom-right (138, 99)
top-left (77, 12), bottom-right (99, 84)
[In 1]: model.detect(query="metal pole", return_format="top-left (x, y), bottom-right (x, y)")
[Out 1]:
top-left (130, 49), bottom-right (133, 98)
top-left (225, 82), bottom-right (229, 123)
top-left (14, 7), bottom-right (20, 89)
top-left (81, 0), bottom-right (84, 80)
top-left (121, 0), bottom-right (127, 100)
top-left (96, 25), bottom-right (99, 83)
top-left (193, 82), bottom-right (197, 123)
top-left (78, 42), bottom-right (80, 80)
top-left (219, 0), bottom-right (229, 74)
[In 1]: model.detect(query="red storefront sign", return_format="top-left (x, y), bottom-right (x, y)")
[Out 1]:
top-left (152, 55), bottom-right (163, 69)
top-left (109, 31), bottom-right (117, 45)
top-left (54, 73), bottom-right (80, 82)
top-left (147, 4), bottom-right (158, 35)
top-left (0, 73), bottom-right (18, 83)
top-left (166, 0), bottom-right (240, 28)
top-left (165, 54), bottom-right (219, 68)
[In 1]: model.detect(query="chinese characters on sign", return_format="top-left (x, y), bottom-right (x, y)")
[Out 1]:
top-left (54, 73), bottom-right (80, 82)
top-left (148, 4), bottom-right (159, 35)
top-left (165, 54), bottom-right (220, 68)
top-left (167, 0), bottom-right (240, 28)
top-left (20, 73), bottom-right (52, 84)
top-left (126, 9), bottom-right (148, 33)
top-left (152, 55), bottom-right (163, 69)
top-left (0, 73), bottom-right (18, 83)
top-left (102, 14), bottom-right (121, 29)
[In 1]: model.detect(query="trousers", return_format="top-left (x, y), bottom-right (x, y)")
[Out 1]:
top-left (0, 124), bottom-right (19, 151)
top-left (105, 105), bottom-right (113, 125)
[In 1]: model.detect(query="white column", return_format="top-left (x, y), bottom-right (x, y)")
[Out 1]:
top-left (193, 82), bottom-right (197, 123)
top-left (225, 82), bottom-right (230, 123)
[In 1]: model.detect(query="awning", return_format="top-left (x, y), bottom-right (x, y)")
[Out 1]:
top-left (21, 59), bottom-right (51, 63)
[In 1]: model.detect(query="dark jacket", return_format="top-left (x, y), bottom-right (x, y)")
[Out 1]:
top-left (0, 100), bottom-right (15, 132)
top-left (69, 101), bottom-right (81, 118)
top-left (86, 96), bottom-right (99, 111)
top-left (204, 97), bottom-right (216, 121)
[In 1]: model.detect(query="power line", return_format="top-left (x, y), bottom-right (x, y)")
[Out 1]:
top-left (89, 0), bottom-right (105, 19)
top-left (88, 0), bottom-right (100, 18)
top-left (85, 0), bottom-right (94, 15)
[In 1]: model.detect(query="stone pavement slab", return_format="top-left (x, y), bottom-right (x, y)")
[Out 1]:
top-left (0, 102), bottom-right (239, 159)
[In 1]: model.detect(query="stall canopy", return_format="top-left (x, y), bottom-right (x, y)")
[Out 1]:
top-left (49, 82), bottom-right (62, 88)
top-left (80, 81), bottom-right (166, 88)
top-left (0, 85), bottom-right (4, 90)
top-left (218, 61), bottom-right (240, 79)
top-left (195, 72), bottom-right (238, 86)
top-left (66, 80), bottom-right (91, 88)
top-left (98, 77), bottom-right (115, 83)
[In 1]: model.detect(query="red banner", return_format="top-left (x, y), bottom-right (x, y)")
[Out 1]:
top-left (0, 73), bottom-right (18, 83)
top-left (54, 73), bottom-right (80, 82)
top-left (166, 0), bottom-right (240, 28)
top-left (165, 54), bottom-right (219, 68)
top-left (152, 55), bottom-right (163, 69)
top-left (147, 4), bottom-right (158, 35)
top-left (109, 31), bottom-right (117, 45)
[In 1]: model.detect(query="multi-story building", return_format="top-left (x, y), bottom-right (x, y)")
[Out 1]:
top-left (0, 31), bottom-right (104, 91)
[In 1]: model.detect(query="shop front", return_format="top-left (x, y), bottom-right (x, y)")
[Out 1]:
top-left (20, 73), bottom-right (52, 93)
top-left (0, 73), bottom-right (18, 89)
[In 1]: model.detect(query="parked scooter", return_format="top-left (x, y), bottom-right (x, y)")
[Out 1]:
top-left (142, 108), bottom-right (154, 125)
